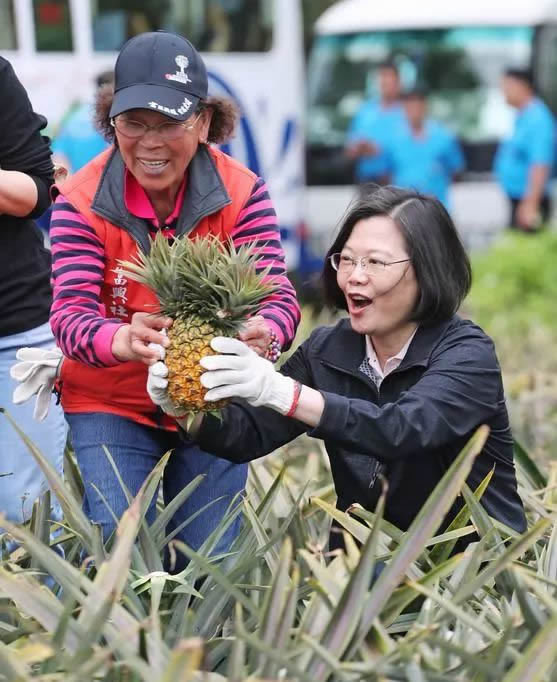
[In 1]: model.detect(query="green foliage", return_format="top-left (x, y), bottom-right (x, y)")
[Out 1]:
top-left (0, 413), bottom-right (557, 681)
top-left (466, 230), bottom-right (557, 365)
top-left (465, 231), bottom-right (557, 460)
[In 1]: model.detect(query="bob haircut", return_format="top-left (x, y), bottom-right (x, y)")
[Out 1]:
top-left (323, 186), bottom-right (472, 325)
top-left (94, 84), bottom-right (238, 146)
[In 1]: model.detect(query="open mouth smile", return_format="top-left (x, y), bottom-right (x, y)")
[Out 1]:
top-left (138, 159), bottom-right (169, 174)
top-left (347, 293), bottom-right (374, 314)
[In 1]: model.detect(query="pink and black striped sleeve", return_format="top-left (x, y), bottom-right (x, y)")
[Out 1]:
top-left (230, 177), bottom-right (300, 349)
top-left (49, 194), bottom-right (124, 367)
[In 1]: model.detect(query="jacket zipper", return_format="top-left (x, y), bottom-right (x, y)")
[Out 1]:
top-left (320, 358), bottom-right (383, 489)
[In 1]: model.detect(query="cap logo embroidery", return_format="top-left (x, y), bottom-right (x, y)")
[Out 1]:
top-left (148, 96), bottom-right (192, 117)
top-left (166, 55), bottom-right (192, 85)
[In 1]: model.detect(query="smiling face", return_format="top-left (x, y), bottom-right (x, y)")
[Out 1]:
top-left (114, 107), bottom-right (211, 202)
top-left (337, 215), bottom-right (419, 343)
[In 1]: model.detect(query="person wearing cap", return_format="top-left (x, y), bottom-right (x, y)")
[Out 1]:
top-left (381, 88), bottom-right (464, 208)
top-left (46, 31), bottom-right (301, 563)
top-left (494, 67), bottom-right (555, 231)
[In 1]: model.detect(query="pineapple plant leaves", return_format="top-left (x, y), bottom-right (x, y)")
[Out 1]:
top-left (1, 419), bottom-right (557, 680)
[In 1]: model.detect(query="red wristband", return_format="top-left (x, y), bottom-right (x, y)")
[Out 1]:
top-left (286, 380), bottom-right (302, 418)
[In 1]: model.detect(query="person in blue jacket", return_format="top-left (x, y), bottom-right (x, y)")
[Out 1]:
top-left (382, 88), bottom-right (465, 208)
top-left (51, 70), bottom-right (113, 175)
top-left (494, 67), bottom-right (555, 231)
top-left (345, 61), bottom-right (404, 186)
top-left (147, 186), bottom-right (527, 552)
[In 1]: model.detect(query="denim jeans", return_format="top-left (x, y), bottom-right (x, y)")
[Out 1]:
top-left (0, 322), bottom-right (66, 526)
top-left (65, 412), bottom-right (247, 562)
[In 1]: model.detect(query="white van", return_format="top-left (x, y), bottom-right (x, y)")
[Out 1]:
top-left (1, 0), bottom-right (305, 268)
top-left (305, 0), bottom-right (557, 253)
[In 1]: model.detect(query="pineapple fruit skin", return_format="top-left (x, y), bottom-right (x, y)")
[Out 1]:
top-left (165, 317), bottom-right (229, 412)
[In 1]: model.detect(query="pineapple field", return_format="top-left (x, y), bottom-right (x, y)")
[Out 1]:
top-left (1, 230), bottom-right (557, 681)
top-left (0, 408), bottom-right (556, 681)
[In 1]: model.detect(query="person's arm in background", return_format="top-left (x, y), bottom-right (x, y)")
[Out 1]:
top-left (49, 195), bottom-right (168, 367)
top-left (517, 109), bottom-right (555, 228)
top-left (232, 177), bottom-right (301, 355)
top-left (0, 58), bottom-right (54, 218)
top-left (344, 102), bottom-right (379, 160)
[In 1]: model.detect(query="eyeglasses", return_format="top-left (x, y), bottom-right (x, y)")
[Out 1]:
top-left (110, 112), bottom-right (202, 140)
top-left (329, 252), bottom-right (411, 274)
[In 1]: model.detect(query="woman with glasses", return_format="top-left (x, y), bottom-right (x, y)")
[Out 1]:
top-left (46, 31), bottom-right (300, 563)
top-left (149, 185), bottom-right (527, 550)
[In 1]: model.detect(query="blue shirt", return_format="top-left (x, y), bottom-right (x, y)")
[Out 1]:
top-left (52, 102), bottom-right (109, 173)
top-left (347, 99), bottom-right (404, 181)
top-left (494, 98), bottom-right (555, 199)
top-left (383, 118), bottom-right (464, 206)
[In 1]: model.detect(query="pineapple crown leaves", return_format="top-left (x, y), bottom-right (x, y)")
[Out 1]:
top-left (117, 234), bottom-right (277, 332)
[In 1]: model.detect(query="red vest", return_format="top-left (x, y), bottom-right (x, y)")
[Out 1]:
top-left (56, 146), bottom-right (256, 428)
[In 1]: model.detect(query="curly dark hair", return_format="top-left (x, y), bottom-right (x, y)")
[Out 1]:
top-left (94, 84), bottom-right (238, 145)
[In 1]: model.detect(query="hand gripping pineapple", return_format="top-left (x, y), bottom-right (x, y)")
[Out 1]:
top-left (119, 233), bottom-right (276, 417)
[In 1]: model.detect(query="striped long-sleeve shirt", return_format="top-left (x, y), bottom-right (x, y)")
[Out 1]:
top-left (50, 176), bottom-right (300, 367)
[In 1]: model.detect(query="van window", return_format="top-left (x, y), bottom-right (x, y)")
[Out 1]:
top-left (91, 0), bottom-right (273, 53)
top-left (0, 0), bottom-right (17, 50)
top-left (308, 26), bottom-right (533, 147)
top-left (33, 0), bottom-right (73, 51)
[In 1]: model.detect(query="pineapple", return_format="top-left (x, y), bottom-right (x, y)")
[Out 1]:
top-left (118, 234), bottom-right (275, 415)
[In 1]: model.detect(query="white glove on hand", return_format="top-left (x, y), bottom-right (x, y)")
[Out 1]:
top-left (10, 347), bottom-right (64, 421)
top-left (146, 343), bottom-right (188, 418)
top-left (199, 337), bottom-right (296, 415)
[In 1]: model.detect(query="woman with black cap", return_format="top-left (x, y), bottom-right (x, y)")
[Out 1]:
top-left (46, 31), bottom-right (300, 560)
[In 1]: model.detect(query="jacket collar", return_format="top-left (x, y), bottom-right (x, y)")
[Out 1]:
top-left (91, 145), bottom-right (231, 254)
top-left (318, 316), bottom-right (455, 374)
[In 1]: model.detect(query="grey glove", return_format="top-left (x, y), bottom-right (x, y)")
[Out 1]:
top-left (10, 347), bottom-right (64, 421)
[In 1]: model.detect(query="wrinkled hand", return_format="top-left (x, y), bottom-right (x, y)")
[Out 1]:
top-left (112, 312), bottom-right (172, 365)
top-left (238, 315), bottom-right (273, 357)
top-left (145, 343), bottom-right (188, 418)
top-left (199, 337), bottom-right (295, 414)
top-left (10, 346), bottom-right (64, 421)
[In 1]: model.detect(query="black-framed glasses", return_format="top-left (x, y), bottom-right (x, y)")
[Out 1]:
top-left (329, 252), bottom-right (411, 274)
top-left (110, 112), bottom-right (202, 141)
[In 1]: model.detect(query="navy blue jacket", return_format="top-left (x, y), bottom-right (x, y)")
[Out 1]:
top-left (195, 315), bottom-right (527, 538)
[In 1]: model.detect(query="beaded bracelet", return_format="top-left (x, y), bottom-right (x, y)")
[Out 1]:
top-left (264, 329), bottom-right (282, 363)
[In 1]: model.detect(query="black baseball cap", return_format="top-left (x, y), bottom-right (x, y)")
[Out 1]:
top-left (110, 31), bottom-right (208, 122)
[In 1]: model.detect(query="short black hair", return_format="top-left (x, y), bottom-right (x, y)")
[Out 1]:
top-left (402, 86), bottom-right (428, 101)
top-left (504, 67), bottom-right (535, 89)
top-left (377, 60), bottom-right (399, 75)
top-left (322, 187), bottom-right (472, 325)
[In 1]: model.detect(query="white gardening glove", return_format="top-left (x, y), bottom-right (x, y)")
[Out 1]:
top-left (199, 337), bottom-right (296, 415)
top-left (146, 343), bottom-right (188, 418)
top-left (10, 347), bottom-right (64, 421)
